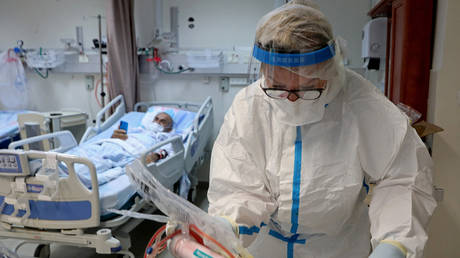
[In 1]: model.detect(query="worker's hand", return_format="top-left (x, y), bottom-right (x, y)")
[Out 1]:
top-left (111, 129), bottom-right (128, 140)
top-left (166, 220), bottom-right (179, 236)
top-left (215, 216), bottom-right (239, 237)
top-left (369, 241), bottom-right (406, 258)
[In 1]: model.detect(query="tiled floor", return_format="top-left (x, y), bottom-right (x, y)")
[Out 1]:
top-left (0, 186), bottom-right (209, 258)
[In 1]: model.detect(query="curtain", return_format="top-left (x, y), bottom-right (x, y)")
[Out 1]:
top-left (106, 0), bottom-right (139, 112)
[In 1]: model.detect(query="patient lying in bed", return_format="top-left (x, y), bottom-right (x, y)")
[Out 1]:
top-left (65, 112), bottom-right (177, 188)
top-left (111, 112), bottom-right (174, 163)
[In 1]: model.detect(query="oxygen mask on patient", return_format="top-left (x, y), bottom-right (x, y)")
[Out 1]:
top-left (106, 160), bottom-right (252, 258)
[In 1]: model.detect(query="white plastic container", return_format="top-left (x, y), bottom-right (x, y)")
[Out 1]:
top-left (26, 49), bottom-right (65, 68)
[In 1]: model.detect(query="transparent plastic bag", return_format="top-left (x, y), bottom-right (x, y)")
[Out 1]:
top-left (179, 171), bottom-right (191, 199)
top-left (396, 102), bottom-right (421, 125)
top-left (0, 50), bottom-right (28, 109)
top-left (125, 160), bottom-right (251, 257)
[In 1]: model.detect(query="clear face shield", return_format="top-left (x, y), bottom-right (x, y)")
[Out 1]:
top-left (248, 40), bottom-right (340, 102)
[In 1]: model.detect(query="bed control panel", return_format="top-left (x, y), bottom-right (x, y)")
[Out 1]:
top-left (0, 151), bottom-right (30, 176)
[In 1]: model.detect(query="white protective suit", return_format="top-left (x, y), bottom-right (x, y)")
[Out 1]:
top-left (208, 69), bottom-right (437, 258)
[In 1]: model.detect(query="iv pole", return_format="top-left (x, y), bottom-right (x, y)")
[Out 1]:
top-left (98, 14), bottom-right (106, 113)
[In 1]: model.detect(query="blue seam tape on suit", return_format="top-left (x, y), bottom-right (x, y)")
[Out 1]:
top-left (363, 177), bottom-right (369, 193)
top-left (288, 126), bottom-right (303, 257)
top-left (239, 127), bottom-right (305, 257)
top-left (290, 126), bottom-right (302, 234)
top-left (239, 222), bottom-right (267, 235)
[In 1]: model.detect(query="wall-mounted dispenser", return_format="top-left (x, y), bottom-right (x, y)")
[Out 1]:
top-left (362, 17), bottom-right (387, 70)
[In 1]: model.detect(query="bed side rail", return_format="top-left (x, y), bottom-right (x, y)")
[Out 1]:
top-left (183, 97), bottom-right (213, 173)
top-left (192, 96), bottom-right (212, 135)
top-left (0, 150), bottom-right (100, 229)
top-left (140, 135), bottom-right (184, 166)
top-left (139, 135), bottom-right (185, 189)
top-left (81, 95), bottom-right (126, 143)
top-left (8, 131), bottom-right (77, 153)
top-left (134, 100), bottom-right (202, 112)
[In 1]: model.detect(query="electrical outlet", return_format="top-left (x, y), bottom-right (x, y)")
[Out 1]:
top-left (220, 77), bottom-right (230, 92)
top-left (85, 75), bottom-right (94, 90)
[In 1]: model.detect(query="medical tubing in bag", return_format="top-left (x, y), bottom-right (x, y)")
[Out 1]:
top-left (169, 234), bottom-right (225, 258)
top-left (125, 160), bottom-right (249, 257)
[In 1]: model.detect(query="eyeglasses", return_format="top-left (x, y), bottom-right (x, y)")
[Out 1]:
top-left (260, 84), bottom-right (324, 100)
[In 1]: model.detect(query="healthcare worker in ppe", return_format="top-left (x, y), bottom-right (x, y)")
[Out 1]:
top-left (207, 1), bottom-right (437, 258)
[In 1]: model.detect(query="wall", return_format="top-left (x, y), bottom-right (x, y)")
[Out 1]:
top-left (0, 0), bottom-right (106, 120)
top-left (0, 0), bottom-right (106, 50)
top-left (424, 0), bottom-right (460, 257)
top-left (155, 0), bottom-right (370, 67)
top-left (160, 0), bottom-right (275, 50)
top-left (316, 0), bottom-right (371, 68)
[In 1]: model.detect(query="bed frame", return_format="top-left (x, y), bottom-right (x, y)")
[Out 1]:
top-left (0, 95), bottom-right (213, 257)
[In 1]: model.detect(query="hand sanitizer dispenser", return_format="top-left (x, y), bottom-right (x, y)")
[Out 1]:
top-left (362, 17), bottom-right (388, 70)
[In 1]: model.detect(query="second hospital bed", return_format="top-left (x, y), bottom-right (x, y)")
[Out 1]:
top-left (0, 95), bottom-right (213, 257)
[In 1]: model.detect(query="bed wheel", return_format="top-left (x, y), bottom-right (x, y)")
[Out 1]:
top-left (34, 244), bottom-right (50, 258)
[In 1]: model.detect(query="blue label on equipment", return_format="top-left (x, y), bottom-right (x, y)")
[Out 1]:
top-left (0, 154), bottom-right (22, 173)
top-left (193, 249), bottom-right (213, 258)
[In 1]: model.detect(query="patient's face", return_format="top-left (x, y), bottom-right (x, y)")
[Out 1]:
top-left (153, 112), bottom-right (173, 132)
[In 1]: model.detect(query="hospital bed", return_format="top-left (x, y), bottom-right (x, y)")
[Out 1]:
top-left (0, 110), bottom-right (88, 150)
top-left (0, 95), bottom-right (213, 257)
top-left (0, 111), bottom-right (28, 149)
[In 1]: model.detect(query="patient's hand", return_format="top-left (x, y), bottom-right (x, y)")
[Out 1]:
top-left (145, 149), bottom-right (168, 164)
top-left (111, 129), bottom-right (128, 140)
top-left (145, 152), bottom-right (160, 164)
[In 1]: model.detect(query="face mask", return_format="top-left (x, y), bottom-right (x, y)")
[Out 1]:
top-left (269, 93), bottom-right (326, 126)
top-left (266, 73), bottom-right (343, 126)
top-left (145, 122), bottom-right (164, 132)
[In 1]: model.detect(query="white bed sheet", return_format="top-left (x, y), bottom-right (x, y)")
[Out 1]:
top-left (99, 174), bottom-right (137, 216)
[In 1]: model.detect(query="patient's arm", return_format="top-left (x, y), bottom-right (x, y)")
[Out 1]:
top-left (111, 129), bottom-right (128, 140)
top-left (145, 149), bottom-right (168, 164)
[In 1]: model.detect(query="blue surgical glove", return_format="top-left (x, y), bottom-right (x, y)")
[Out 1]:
top-left (369, 241), bottom-right (406, 258)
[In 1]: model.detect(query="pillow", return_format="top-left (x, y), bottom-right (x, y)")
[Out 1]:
top-left (141, 106), bottom-right (197, 134)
